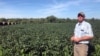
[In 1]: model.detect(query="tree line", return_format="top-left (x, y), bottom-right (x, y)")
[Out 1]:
top-left (0, 15), bottom-right (99, 25)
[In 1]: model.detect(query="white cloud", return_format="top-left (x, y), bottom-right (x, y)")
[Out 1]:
top-left (0, 8), bottom-right (21, 18)
top-left (0, 0), bottom-right (85, 18)
top-left (36, 0), bottom-right (83, 17)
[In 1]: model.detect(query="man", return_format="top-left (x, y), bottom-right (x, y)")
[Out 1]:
top-left (71, 12), bottom-right (94, 56)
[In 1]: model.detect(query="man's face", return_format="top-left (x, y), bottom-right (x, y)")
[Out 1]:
top-left (78, 16), bottom-right (84, 22)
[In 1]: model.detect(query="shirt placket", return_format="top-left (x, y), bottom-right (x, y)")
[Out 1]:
top-left (79, 24), bottom-right (82, 37)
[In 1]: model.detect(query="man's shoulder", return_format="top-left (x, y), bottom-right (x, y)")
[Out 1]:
top-left (83, 21), bottom-right (92, 27)
top-left (83, 21), bottom-right (91, 25)
top-left (75, 22), bottom-right (79, 26)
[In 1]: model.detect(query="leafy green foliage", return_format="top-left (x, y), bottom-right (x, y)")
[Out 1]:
top-left (0, 20), bottom-right (100, 56)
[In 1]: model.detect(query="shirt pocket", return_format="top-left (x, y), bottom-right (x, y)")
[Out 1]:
top-left (80, 26), bottom-right (88, 35)
top-left (80, 26), bottom-right (85, 32)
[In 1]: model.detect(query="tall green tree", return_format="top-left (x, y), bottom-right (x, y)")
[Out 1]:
top-left (46, 15), bottom-right (57, 23)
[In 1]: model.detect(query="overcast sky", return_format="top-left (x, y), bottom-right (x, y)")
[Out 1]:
top-left (0, 0), bottom-right (100, 18)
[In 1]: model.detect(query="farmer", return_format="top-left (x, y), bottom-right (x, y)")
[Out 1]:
top-left (70, 12), bottom-right (94, 56)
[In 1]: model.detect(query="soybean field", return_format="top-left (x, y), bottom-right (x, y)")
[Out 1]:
top-left (0, 20), bottom-right (100, 56)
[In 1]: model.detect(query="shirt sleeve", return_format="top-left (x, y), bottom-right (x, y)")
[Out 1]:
top-left (74, 24), bottom-right (77, 35)
top-left (74, 24), bottom-right (79, 37)
top-left (86, 23), bottom-right (94, 37)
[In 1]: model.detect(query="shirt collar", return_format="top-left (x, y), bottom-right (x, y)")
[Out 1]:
top-left (78, 21), bottom-right (85, 26)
